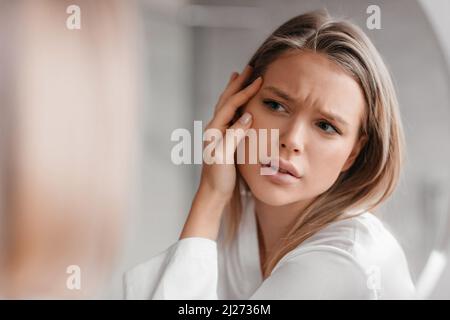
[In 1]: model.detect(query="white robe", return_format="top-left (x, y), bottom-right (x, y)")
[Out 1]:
top-left (124, 191), bottom-right (416, 299)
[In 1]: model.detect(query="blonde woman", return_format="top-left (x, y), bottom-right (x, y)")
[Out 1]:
top-left (125, 10), bottom-right (415, 299)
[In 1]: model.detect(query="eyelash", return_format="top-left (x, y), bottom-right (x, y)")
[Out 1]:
top-left (262, 99), bottom-right (341, 135)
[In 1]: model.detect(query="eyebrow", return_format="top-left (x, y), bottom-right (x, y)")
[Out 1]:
top-left (262, 86), bottom-right (350, 127)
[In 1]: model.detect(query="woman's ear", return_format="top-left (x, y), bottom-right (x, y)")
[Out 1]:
top-left (341, 134), bottom-right (368, 172)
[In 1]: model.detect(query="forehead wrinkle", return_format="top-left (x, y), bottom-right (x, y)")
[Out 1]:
top-left (262, 85), bottom-right (351, 127)
top-left (262, 53), bottom-right (363, 129)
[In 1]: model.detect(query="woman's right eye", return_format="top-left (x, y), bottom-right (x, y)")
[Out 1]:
top-left (262, 99), bottom-right (288, 113)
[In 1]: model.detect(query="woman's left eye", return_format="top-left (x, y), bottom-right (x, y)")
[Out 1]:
top-left (262, 99), bottom-right (287, 113)
top-left (317, 121), bottom-right (339, 134)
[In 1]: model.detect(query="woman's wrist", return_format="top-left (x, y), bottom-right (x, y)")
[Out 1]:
top-left (179, 184), bottom-right (229, 241)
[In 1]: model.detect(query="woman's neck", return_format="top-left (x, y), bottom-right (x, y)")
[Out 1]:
top-left (254, 196), bottom-right (313, 269)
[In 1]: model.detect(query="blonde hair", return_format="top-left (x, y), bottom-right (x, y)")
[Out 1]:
top-left (224, 9), bottom-right (405, 279)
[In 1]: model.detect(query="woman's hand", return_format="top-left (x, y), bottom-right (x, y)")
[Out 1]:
top-left (179, 65), bottom-right (263, 241)
top-left (200, 65), bottom-right (262, 200)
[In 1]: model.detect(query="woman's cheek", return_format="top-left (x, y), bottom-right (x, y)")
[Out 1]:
top-left (311, 145), bottom-right (348, 182)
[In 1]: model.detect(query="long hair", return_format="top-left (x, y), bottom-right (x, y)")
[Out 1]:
top-left (223, 9), bottom-right (405, 279)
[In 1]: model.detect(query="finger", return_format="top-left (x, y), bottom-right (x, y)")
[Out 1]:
top-left (213, 76), bottom-right (262, 130)
top-left (224, 65), bottom-right (253, 98)
top-left (229, 71), bottom-right (239, 82)
top-left (215, 65), bottom-right (253, 113)
top-left (214, 71), bottom-right (239, 115)
top-left (224, 71), bottom-right (240, 95)
top-left (212, 76), bottom-right (262, 130)
top-left (223, 112), bottom-right (253, 164)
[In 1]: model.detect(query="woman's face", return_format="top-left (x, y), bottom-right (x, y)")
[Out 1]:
top-left (237, 50), bottom-right (367, 206)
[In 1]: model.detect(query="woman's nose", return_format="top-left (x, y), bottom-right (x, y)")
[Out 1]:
top-left (280, 141), bottom-right (302, 154)
top-left (280, 122), bottom-right (305, 155)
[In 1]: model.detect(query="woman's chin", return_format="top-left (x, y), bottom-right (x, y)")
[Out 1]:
top-left (248, 184), bottom-right (299, 206)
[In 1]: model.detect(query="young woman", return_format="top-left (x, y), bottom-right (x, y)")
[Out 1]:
top-left (125, 10), bottom-right (415, 299)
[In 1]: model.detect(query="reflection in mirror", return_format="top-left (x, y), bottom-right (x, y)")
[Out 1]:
top-left (0, 0), bottom-right (449, 300)
top-left (130, 0), bottom-right (450, 299)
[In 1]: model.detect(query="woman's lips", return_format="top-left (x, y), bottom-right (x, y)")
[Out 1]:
top-left (259, 162), bottom-right (301, 185)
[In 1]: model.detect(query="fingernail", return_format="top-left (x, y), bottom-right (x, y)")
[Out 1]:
top-left (230, 72), bottom-right (238, 80)
top-left (251, 76), bottom-right (262, 85)
top-left (239, 112), bottom-right (252, 125)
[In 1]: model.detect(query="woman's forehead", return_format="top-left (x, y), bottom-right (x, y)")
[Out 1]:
top-left (264, 51), bottom-right (359, 97)
top-left (262, 51), bottom-right (366, 125)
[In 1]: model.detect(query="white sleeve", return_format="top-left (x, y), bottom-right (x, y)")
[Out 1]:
top-left (249, 249), bottom-right (374, 300)
top-left (124, 237), bottom-right (218, 300)
top-left (125, 240), bottom-right (374, 300)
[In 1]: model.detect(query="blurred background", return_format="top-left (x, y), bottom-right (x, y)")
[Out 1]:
top-left (0, 0), bottom-right (449, 299)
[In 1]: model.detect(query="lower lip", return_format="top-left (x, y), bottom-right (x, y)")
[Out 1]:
top-left (259, 164), bottom-right (301, 185)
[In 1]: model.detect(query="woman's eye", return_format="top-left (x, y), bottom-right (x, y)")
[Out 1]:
top-left (262, 99), bottom-right (287, 113)
top-left (317, 121), bottom-right (339, 134)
